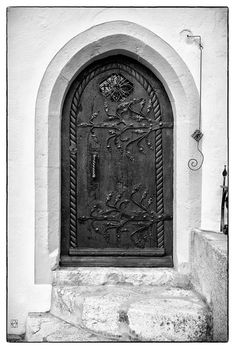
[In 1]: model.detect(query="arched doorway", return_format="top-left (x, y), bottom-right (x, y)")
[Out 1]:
top-left (61, 55), bottom-right (173, 266)
top-left (35, 20), bottom-right (200, 283)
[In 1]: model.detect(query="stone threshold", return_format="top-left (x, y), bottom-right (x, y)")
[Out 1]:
top-left (53, 267), bottom-right (190, 287)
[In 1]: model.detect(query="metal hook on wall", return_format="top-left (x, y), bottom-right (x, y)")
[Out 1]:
top-left (187, 35), bottom-right (204, 171)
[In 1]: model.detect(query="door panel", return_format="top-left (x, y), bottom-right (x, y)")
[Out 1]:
top-left (61, 55), bottom-right (173, 267)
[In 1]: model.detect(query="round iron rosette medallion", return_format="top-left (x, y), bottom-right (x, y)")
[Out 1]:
top-left (99, 73), bottom-right (134, 102)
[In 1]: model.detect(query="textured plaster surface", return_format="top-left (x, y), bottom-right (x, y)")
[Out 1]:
top-left (8, 7), bottom-right (227, 334)
top-left (191, 229), bottom-right (228, 341)
top-left (49, 284), bottom-right (211, 341)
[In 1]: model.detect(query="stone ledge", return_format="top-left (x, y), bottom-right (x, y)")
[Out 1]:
top-left (192, 228), bottom-right (227, 255)
top-left (53, 267), bottom-right (189, 287)
top-left (191, 229), bottom-right (228, 342)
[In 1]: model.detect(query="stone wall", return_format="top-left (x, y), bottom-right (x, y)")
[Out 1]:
top-left (190, 229), bottom-right (228, 341)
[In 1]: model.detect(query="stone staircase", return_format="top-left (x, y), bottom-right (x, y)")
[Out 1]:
top-left (26, 268), bottom-right (212, 342)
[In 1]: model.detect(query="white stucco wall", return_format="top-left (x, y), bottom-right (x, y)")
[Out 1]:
top-left (8, 7), bottom-right (227, 334)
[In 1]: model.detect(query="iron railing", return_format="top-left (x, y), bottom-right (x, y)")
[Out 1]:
top-left (220, 165), bottom-right (228, 235)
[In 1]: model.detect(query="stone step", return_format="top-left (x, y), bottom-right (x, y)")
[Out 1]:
top-left (26, 312), bottom-right (116, 342)
top-left (50, 283), bottom-right (212, 341)
top-left (52, 267), bottom-right (190, 287)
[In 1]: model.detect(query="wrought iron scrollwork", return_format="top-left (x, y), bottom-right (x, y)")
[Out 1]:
top-left (78, 185), bottom-right (172, 248)
top-left (77, 97), bottom-right (173, 161)
top-left (187, 35), bottom-right (204, 172)
top-left (188, 129), bottom-right (204, 171)
top-left (220, 165), bottom-right (228, 235)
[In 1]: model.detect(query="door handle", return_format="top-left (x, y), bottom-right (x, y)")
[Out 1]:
top-left (91, 154), bottom-right (97, 179)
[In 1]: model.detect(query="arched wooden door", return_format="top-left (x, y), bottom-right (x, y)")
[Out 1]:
top-left (61, 55), bottom-right (173, 267)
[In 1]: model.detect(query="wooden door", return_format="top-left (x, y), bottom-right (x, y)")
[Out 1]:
top-left (61, 55), bottom-right (173, 267)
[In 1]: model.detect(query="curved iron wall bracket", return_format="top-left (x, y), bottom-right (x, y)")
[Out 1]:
top-left (188, 129), bottom-right (204, 171)
top-left (187, 35), bottom-right (204, 171)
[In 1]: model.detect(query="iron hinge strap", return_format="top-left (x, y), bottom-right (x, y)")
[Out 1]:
top-left (77, 121), bottom-right (173, 129)
top-left (156, 122), bottom-right (173, 129)
top-left (157, 214), bottom-right (173, 222)
top-left (78, 214), bottom-right (173, 223)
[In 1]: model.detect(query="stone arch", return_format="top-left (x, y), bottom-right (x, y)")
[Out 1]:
top-left (35, 20), bottom-right (200, 283)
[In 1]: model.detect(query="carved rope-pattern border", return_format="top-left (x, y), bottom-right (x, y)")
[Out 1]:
top-left (69, 62), bottom-right (164, 249)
